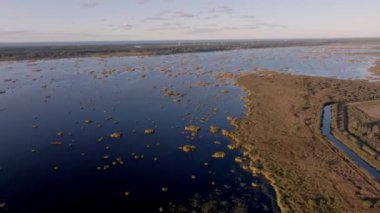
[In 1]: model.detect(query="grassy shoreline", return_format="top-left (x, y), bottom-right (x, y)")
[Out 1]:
top-left (370, 60), bottom-right (380, 76)
top-left (225, 71), bottom-right (380, 212)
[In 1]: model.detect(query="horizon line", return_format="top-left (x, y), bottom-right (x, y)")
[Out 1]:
top-left (1, 36), bottom-right (380, 44)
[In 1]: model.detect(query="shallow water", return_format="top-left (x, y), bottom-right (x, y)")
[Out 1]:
top-left (0, 45), bottom-right (378, 212)
top-left (322, 105), bottom-right (380, 180)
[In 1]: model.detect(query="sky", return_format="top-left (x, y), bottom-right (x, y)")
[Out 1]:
top-left (0, 0), bottom-right (380, 42)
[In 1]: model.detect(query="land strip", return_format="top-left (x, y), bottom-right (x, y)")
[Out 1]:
top-left (1, 38), bottom-right (380, 61)
top-left (225, 72), bottom-right (380, 212)
top-left (0, 40), bottom-right (331, 61)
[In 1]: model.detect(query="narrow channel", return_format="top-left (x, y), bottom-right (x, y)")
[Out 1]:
top-left (322, 105), bottom-right (380, 180)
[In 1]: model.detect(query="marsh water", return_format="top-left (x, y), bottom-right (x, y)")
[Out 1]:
top-left (0, 45), bottom-right (378, 212)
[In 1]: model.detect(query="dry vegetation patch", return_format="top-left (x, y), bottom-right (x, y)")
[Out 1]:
top-left (228, 72), bottom-right (380, 212)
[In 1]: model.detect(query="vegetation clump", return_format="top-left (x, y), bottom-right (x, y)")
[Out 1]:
top-left (51, 140), bottom-right (62, 145)
top-left (234, 156), bottom-right (243, 163)
top-left (110, 132), bottom-right (122, 138)
top-left (144, 129), bottom-right (155, 134)
top-left (180, 145), bottom-right (197, 152)
top-left (212, 152), bottom-right (226, 158)
top-left (209, 126), bottom-right (219, 134)
top-left (227, 144), bottom-right (237, 150)
top-left (161, 88), bottom-right (185, 98)
top-left (84, 119), bottom-right (93, 124)
top-left (251, 182), bottom-right (258, 188)
top-left (184, 125), bottom-right (201, 133)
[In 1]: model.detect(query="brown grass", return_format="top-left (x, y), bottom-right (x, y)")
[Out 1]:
top-left (228, 72), bottom-right (380, 212)
top-left (370, 60), bottom-right (380, 77)
top-left (350, 100), bottom-right (380, 120)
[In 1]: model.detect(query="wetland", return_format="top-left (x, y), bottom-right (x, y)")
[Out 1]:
top-left (1, 40), bottom-right (380, 212)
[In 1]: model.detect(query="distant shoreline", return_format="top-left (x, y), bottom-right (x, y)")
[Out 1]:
top-left (1, 37), bottom-right (380, 47)
top-left (1, 38), bottom-right (380, 62)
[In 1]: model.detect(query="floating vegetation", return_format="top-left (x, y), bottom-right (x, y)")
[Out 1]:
top-left (144, 129), bottom-right (155, 134)
top-left (221, 129), bottom-right (230, 136)
top-left (234, 156), bottom-right (243, 163)
top-left (51, 140), bottom-right (62, 145)
top-left (251, 182), bottom-right (258, 188)
top-left (184, 125), bottom-right (201, 133)
top-left (161, 87), bottom-right (185, 98)
top-left (195, 80), bottom-right (212, 87)
top-left (110, 132), bottom-right (122, 138)
top-left (57, 131), bottom-right (64, 137)
top-left (102, 165), bottom-right (110, 170)
top-left (227, 144), bottom-right (237, 150)
top-left (84, 119), bottom-right (93, 124)
top-left (226, 116), bottom-right (234, 121)
top-left (133, 154), bottom-right (144, 160)
top-left (180, 145), bottom-right (197, 152)
top-left (209, 125), bottom-right (219, 134)
top-left (212, 152), bottom-right (226, 158)
top-left (115, 158), bottom-right (124, 165)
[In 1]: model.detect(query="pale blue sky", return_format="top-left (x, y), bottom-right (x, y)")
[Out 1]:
top-left (1, 0), bottom-right (380, 42)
